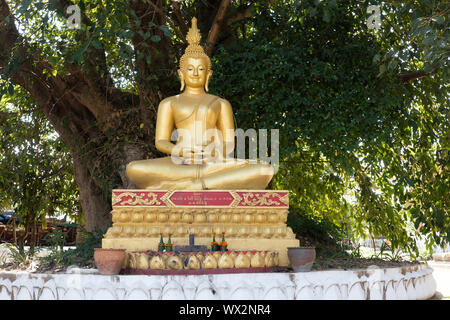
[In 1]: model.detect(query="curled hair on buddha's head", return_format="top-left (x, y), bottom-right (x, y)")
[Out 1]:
top-left (179, 52), bottom-right (212, 72)
top-left (178, 17), bottom-right (212, 92)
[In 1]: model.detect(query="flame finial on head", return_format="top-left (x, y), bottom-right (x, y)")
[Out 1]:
top-left (179, 17), bottom-right (211, 71)
top-left (186, 17), bottom-right (201, 46)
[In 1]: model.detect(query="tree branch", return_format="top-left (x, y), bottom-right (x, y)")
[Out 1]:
top-left (0, 0), bottom-right (117, 134)
top-left (145, 0), bottom-right (186, 43)
top-left (128, 0), bottom-right (177, 112)
top-left (224, 3), bottom-right (254, 26)
top-left (171, 0), bottom-right (188, 37)
top-left (397, 69), bottom-right (438, 82)
top-left (205, 0), bottom-right (231, 56)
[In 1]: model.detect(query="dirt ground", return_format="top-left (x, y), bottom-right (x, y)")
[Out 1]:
top-left (428, 261), bottom-right (450, 300)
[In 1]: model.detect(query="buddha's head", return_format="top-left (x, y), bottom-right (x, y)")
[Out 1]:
top-left (178, 18), bottom-right (212, 92)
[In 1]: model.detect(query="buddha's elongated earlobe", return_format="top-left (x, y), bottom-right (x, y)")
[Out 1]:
top-left (205, 70), bottom-right (212, 92)
top-left (180, 78), bottom-right (185, 92)
top-left (178, 69), bottom-right (185, 92)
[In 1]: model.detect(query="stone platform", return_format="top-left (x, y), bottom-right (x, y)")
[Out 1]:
top-left (102, 190), bottom-right (299, 266)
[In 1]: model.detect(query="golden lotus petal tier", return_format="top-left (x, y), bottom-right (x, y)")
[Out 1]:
top-left (123, 250), bottom-right (279, 270)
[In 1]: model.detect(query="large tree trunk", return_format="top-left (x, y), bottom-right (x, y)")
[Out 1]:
top-left (70, 143), bottom-right (146, 232)
top-left (0, 0), bottom-right (238, 231)
top-left (72, 155), bottom-right (112, 232)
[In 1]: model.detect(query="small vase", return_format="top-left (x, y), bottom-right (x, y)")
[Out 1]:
top-left (94, 248), bottom-right (126, 275)
top-left (287, 247), bottom-right (316, 272)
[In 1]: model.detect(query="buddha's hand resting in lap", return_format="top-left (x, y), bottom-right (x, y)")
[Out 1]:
top-left (179, 146), bottom-right (222, 165)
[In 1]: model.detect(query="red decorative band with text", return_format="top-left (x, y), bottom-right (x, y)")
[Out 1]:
top-left (112, 190), bottom-right (289, 208)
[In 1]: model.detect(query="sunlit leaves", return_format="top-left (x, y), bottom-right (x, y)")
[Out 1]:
top-left (212, 0), bottom-right (449, 256)
top-left (0, 87), bottom-right (80, 225)
top-left (375, 1), bottom-right (449, 80)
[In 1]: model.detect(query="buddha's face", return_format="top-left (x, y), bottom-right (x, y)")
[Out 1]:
top-left (179, 57), bottom-right (211, 89)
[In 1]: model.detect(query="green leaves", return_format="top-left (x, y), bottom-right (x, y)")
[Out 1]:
top-left (7, 83), bottom-right (14, 97)
top-left (0, 88), bottom-right (80, 227)
top-left (17, 0), bottom-right (32, 16)
top-left (91, 39), bottom-right (103, 50)
top-left (404, 3), bottom-right (450, 78)
top-left (211, 0), bottom-right (449, 257)
top-left (71, 43), bottom-right (88, 64)
top-left (151, 35), bottom-right (161, 43)
top-left (159, 25), bottom-right (172, 38)
top-left (422, 33), bottom-right (436, 45)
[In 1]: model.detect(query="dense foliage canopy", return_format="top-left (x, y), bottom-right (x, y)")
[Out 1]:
top-left (211, 1), bottom-right (449, 254)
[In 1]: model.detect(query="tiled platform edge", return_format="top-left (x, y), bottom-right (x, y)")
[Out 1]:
top-left (0, 264), bottom-right (435, 300)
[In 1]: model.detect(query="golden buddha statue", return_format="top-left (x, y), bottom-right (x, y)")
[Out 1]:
top-left (126, 18), bottom-right (274, 190)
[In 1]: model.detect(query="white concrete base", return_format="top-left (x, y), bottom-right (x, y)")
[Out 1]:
top-left (0, 264), bottom-right (435, 300)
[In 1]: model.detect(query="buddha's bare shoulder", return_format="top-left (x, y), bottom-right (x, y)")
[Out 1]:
top-left (205, 94), bottom-right (232, 110)
top-left (159, 95), bottom-right (179, 106)
top-left (200, 93), bottom-right (222, 101)
top-left (217, 97), bottom-right (232, 110)
top-left (198, 93), bottom-right (229, 106)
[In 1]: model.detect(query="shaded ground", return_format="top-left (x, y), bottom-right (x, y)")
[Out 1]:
top-left (312, 256), bottom-right (422, 271)
top-left (295, 235), bottom-right (425, 271)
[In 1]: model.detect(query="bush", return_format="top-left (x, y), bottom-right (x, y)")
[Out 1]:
top-left (287, 208), bottom-right (344, 246)
top-left (38, 227), bottom-right (104, 270)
